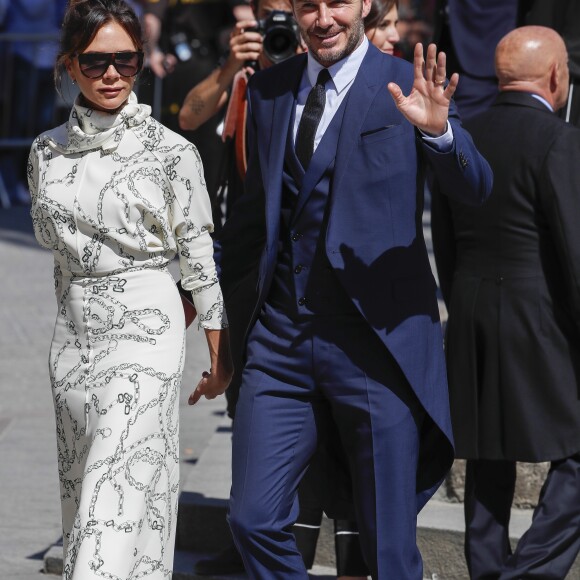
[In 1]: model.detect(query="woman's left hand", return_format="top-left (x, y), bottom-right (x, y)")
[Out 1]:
top-left (188, 369), bottom-right (232, 405)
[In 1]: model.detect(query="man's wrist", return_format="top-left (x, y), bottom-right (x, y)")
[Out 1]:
top-left (419, 121), bottom-right (454, 152)
top-left (222, 55), bottom-right (243, 77)
top-left (420, 126), bottom-right (445, 138)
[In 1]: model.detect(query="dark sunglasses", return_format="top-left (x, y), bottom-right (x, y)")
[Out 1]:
top-left (76, 51), bottom-right (144, 79)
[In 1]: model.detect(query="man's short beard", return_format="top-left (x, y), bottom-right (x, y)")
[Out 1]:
top-left (306, 21), bottom-right (365, 66)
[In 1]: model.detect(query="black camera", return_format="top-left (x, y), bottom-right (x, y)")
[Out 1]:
top-left (250, 10), bottom-right (300, 65)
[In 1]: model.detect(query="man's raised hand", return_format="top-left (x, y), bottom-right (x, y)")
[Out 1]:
top-left (387, 43), bottom-right (459, 136)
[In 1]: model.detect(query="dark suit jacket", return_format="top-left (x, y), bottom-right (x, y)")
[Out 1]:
top-left (432, 91), bottom-right (580, 462)
top-left (216, 44), bottom-right (492, 506)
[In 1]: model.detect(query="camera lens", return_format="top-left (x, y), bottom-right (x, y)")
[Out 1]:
top-left (263, 26), bottom-right (298, 63)
top-left (268, 31), bottom-right (292, 53)
top-left (259, 11), bottom-right (300, 65)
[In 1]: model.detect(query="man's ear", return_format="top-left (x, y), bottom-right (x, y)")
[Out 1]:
top-left (549, 61), bottom-right (559, 95)
top-left (361, 0), bottom-right (372, 20)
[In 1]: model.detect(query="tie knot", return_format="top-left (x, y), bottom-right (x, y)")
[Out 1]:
top-left (316, 68), bottom-right (331, 88)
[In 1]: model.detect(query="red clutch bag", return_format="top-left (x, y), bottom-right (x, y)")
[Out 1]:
top-left (176, 280), bottom-right (197, 329)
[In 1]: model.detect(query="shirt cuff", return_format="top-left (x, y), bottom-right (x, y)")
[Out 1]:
top-left (419, 121), bottom-right (453, 152)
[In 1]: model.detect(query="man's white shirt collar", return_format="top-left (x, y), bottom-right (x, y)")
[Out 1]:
top-left (530, 93), bottom-right (554, 112)
top-left (305, 36), bottom-right (369, 93)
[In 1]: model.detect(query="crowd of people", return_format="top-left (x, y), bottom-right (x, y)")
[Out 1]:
top-left (0, 0), bottom-right (432, 207)
top-left (6, 0), bottom-right (580, 578)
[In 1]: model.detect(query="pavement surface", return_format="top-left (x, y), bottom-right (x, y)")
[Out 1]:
top-left (1, 206), bottom-right (63, 579)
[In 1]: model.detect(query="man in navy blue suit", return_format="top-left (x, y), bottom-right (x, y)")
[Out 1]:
top-left (210, 0), bottom-right (492, 575)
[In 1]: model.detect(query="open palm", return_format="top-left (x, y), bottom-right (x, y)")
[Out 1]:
top-left (388, 43), bottom-right (459, 136)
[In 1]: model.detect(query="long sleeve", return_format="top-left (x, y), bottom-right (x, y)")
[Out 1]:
top-left (169, 141), bottom-right (228, 329)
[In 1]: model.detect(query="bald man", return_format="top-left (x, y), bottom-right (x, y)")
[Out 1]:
top-left (431, 26), bottom-right (580, 579)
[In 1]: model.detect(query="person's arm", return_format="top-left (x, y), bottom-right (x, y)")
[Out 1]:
top-left (143, 10), bottom-right (177, 77)
top-left (389, 42), bottom-right (493, 205)
top-left (179, 19), bottom-right (262, 131)
top-left (179, 65), bottom-right (237, 131)
top-left (164, 131), bottom-right (233, 401)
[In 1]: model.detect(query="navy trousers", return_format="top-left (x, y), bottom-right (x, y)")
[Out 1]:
top-left (228, 303), bottom-right (425, 579)
top-left (464, 455), bottom-right (580, 579)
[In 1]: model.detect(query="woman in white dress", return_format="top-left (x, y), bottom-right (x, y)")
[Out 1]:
top-left (27, 1), bottom-right (232, 577)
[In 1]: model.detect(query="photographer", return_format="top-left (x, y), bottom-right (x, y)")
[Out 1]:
top-left (180, 0), bottom-right (305, 230)
top-left (179, 0), bottom-right (302, 132)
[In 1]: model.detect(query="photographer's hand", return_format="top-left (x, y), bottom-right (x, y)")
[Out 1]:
top-left (143, 13), bottom-right (177, 78)
top-left (148, 48), bottom-right (177, 77)
top-left (228, 20), bottom-right (263, 71)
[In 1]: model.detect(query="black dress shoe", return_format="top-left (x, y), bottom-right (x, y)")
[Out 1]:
top-left (194, 543), bottom-right (245, 575)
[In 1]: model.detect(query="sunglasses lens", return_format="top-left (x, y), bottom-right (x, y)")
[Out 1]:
top-left (78, 54), bottom-right (110, 78)
top-left (77, 52), bottom-right (143, 78)
top-left (114, 53), bottom-right (141, 76)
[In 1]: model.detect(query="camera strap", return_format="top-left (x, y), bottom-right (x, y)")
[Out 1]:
top-left (222, 70), bottom-right (249, 179)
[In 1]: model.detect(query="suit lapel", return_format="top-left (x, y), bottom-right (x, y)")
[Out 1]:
top-left (260, 46), bottom-right (387, 250)
top-left (332, 46), bottom-right (387, 199)
top-left (263, 55), bottom-right (306, 251)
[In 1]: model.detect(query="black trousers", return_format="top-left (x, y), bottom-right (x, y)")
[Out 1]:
top-left (464, 455), bottom-right (580, 579)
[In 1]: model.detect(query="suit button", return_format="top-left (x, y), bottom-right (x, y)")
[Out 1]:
top-left (294, 264), bottom-right (303, 274)
top-left (496, 276), bottom-right (504, 285)
top-left (298, 297), bottom-right (307, 306)
top-left (291, 233), bottom-right (301, 242)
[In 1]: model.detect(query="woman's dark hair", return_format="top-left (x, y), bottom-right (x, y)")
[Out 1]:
top-left (55, 0), bottom-right (144, 88)
top-left (364, 0), bottom-right (398, 32)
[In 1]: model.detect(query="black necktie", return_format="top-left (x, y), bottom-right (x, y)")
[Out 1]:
top-left (295, 68), bottom-right (331, 169)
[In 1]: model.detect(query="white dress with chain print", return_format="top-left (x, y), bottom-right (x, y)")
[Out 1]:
top-left (27, 93), bottom-right (227, 580)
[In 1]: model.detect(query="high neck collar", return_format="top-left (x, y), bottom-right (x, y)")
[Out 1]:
top-left (45, 92), bottom-right (151, 154)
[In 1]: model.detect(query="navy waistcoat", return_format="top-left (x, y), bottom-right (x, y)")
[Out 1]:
top-left (267, 94), bottom-right (357, 317)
